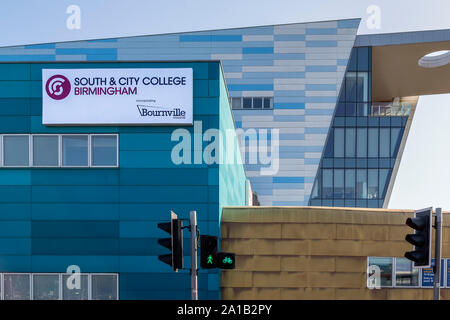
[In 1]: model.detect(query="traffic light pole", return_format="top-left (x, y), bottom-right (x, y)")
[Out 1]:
top-left (190, 210), bottom-right (198, 300)
top-left (433, 208), bottom-right (442, 301)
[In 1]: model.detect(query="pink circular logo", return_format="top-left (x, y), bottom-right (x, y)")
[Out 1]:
top-left (45, 75), bottom-right (71, 100)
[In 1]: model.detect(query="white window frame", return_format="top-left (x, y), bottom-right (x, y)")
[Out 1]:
top-left (31, 273), bottom-right (61, 300)
top-left (89, 134), bottom-right (119, 168)
top-left (32, 134), bottom-right (60, 167)
top-left (0, 134), bottom-right (119, 168)
top-left (0, 272), bottom-right (119, 300)
top-left (61, 134), bottom-right (91, 168)
top-left (90, 273), bottom-right (119, 300)
top-left (2, 134), bottom-right (31, 168)
top-left (3, 272), bottom-right (32, 300)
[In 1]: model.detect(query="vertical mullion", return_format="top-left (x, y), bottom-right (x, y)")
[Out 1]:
top-left (59, 135), bottom-right (63, 167)
top-left (0, 134), bottom-right (3, 167)
top-left (88, 134), bottom-right (92, 167)
top-left (29, 135), bottom-right (32, 167)
top-left (30, 273), bottom-right (33, 300)
top-left (116, 134), bottom-right (119, 167)
top-left (88, 274), bottom-right (92, 300)
top-left (59, 273), bottom-right (62, 300)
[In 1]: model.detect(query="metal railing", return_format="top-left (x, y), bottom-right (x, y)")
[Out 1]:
top-left (370, 102), bottom-right (413, 117)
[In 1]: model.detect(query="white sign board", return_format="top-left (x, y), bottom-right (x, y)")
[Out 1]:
top-left (42, 68), bottom-right (193, 125)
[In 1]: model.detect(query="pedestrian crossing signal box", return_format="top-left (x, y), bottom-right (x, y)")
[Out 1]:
top-left (200, 235), bottom-right (236, 269)
top-left (200, 235), bottom-right (218, 269)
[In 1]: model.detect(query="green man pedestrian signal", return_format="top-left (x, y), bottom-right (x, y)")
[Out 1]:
top-left (404, 207), bottom-right (432, 268)
top-left (157, 211), bottom-right (183, 271)
top-left (200, 235), bottom-right (218, 269)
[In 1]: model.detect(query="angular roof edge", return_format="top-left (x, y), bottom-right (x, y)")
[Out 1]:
top-left (355, 28), bottom-right (450, 47)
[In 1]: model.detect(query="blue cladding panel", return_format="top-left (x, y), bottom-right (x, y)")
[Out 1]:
top-left (0, 61), bottom-right (244, 300)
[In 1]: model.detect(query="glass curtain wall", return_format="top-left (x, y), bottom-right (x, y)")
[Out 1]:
top-left (309, 47), bottom-right (409, 208)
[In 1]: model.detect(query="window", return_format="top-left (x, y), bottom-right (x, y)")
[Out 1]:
top-left (356, 169), bottom-right (367, 199)
top-left (345, 72), bottom-right (357, 102)
top-left (333, 169), bottom-right (344, 199)
top-left (263, 97), bottom-right (272, 109)
top-left (357, 103), bottom-right (368, 116)
top-left (33, 274), bottom-right (59, 300)
top-left (345, 169), bottom-right (355, 199)
top-left (92, 135), bottom-right (117, 166)
top-left (391, 128), bottom-right (402, 157)
top-left (3, 135), bottom-right (29, 166)
top-left (379, 169), bottom-right (390, 199)
top-left (62, 274), bottom-right (89, 300)
top-left (231, 97), bottom-right (242, 109)
top-left (1, 273), bottom-right (118, 300)
top-left (379, 128), bottom-right (390, 157)
top-left (4, 274), bottom-right (30, 300)
top-left (322, 169), bottom-right (333, 199)
top-left (334, 128), bottom-right (344, 158)
top-left (91, 275), bottom-right (118, 300)
top-left (367, 257), bottom-right (393, 287)
top-left (368, 169), bottom-right (378, 199)
top-left (356, 128), bottom-right (367, 158)
top-left (243, 98), bottom-right (252, 109)
top-left (356, 73), bottom-right (369, 102)
top-left (0, 134), bottom-right (119, 168)
top-left (231, 97), bottom-right (273, 110)
top-left (368, 128), bottom-right (378, 158)
top-left (62, 135), bottom-right (88, 166)
top-left (367, 257), bottom-right (437, 288)
top-left (395, 258), bottom-right (419, 287)
top-left (345, 128), bottom-right (355, 157)
top-left (33, 135), bottom-right (58, 166)
top-left (253, 98), bottom-right (263, 109)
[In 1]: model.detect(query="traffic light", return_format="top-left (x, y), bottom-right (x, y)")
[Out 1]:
top-left (405, 207), bottom-right (432, 268)
top-left (217, 252), bottom-right (235, 269)
top-left (200, 235), bottom-right (218, 269)
top-left (158, 211), bottom-right (183, 271)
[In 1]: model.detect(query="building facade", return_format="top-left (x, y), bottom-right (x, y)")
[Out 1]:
top-left (0, 19), bottom-right (361, 206)
top-left (0, 61), bottom-right (247, 300)
top-left (0, 19), bottom-right (450, 300)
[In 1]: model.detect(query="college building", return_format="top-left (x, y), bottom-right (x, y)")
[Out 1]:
top-left (0, 18), bottom-right (448, 299)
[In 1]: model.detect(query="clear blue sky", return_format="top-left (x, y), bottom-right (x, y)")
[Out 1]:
top-left (1, 0), bottom-right (450, 210)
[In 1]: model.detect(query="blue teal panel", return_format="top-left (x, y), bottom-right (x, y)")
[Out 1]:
top-left (0, 81), bottom-right (31, 98)
top-left (0, 203), bottom-right (31, 220)
top-left (119, 168), bottom-right (208, 185)
top-left (0, 255), bottom-right (31, 272)
top-left (0, 64), bottom-right (31, 80)
top-left (31, 255), bottom-right (119, 272)
top-left (0, 116), bottom-right (30, 132)
top-left (193, 79), bottom-right (209, 97)
top-left (31, 169), bottom-right (119, 185)
top-left (119, 186), bottom-right (209, 203)
top-left (32, 238), bottom-right (119, 255)
top-left (0, 239), bottom-right (30, 254)
top-left (0, 221), bottom-right (30, 237)
top-left (0, 170), bottom-right (31, 185)
top-left (31, 203), bottom-right (119, 220)
top-left (31, 186), bottom-right (119, 203)
top-left (0, 186), bottom-right (30, 202)
top-left (0, 98), bottom-right (30, 115)
top-left (31, 221), bottom-right (119, 238)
